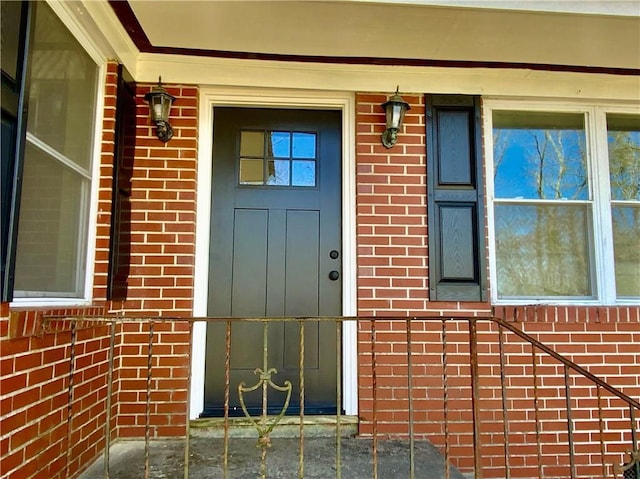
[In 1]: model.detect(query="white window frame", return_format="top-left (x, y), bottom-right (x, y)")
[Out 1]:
top-left (483, 98), bottom-right (640, 305)
top-left (10, 1), bottom-right (106, 307)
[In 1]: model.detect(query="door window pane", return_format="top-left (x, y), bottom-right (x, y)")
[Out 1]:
top-left (266, 159), bottom-right (290, 185)
top-left (292, 160), bottom-right (316, 186)
top-left (239, 158), bottom-right (264, 185)
top-left (269, 131), bottom-right (290, 157)
top-left (292, 132), bottom-right (316, 158)
top-left (495, 204), bottom-right (592, 298)
top-left (240, 131), bottom-right (264, 157)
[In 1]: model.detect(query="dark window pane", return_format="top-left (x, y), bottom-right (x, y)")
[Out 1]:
top-left (0, 1), bottom-right (24, 82)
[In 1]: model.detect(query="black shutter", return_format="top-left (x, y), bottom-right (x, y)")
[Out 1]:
top-left (1, 1), bottom-right (32, 301)
top-left (107, 65), bottom-right (136, 301)
top-left (426, 95), bottom-right (486, 301)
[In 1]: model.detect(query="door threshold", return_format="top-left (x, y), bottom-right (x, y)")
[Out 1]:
top-left (190, 415), bottom-right (358, 438)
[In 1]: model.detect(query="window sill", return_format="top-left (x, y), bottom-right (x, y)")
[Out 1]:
top-left (10, 297), bottom-right (93, 309)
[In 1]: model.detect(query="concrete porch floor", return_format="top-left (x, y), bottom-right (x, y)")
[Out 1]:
top-left (78, 436), bottom-right (468, 479)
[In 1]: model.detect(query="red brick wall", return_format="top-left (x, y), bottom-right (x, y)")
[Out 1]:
top-left (354, 92), bottom-right (640, 478)
top-left (102, 76), bottom-right (197, 440)
top-left (115, 320), bottom-right (190, 439)
top-left (0, 308), bottom-right (109, 479)
top-left (96, 76), bottom-right (198, 316)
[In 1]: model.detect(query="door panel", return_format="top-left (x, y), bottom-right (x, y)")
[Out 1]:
top-left (203, 107), bottom-right (342, 416)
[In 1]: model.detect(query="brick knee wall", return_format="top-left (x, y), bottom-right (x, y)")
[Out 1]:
top-left (0, 308), bottom-right (110, 479)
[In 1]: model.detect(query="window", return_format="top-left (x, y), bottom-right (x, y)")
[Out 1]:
top-left (7, 2), bottom-right (101, 301)
top-left (239, 130), bottom-right (317, 187)
top-left (486, 101), bottom-right (640, 303)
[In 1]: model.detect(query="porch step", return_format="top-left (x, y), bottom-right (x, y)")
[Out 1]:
top-left (190, 415), bottom-right (358, 438)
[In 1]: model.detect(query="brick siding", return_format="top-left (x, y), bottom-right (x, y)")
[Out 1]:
top-left (1, 86), bottom-right (637, 479)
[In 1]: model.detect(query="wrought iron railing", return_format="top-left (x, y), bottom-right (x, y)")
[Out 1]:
top-left (41, 315), bottom-right (640, 479)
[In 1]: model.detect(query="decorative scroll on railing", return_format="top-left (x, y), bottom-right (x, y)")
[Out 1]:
top-left (41, 315), bottom-right (639, 479)
top-left (237, 322), bottom-right (293, 477)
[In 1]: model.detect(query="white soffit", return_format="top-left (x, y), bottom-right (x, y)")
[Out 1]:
top-left (127, 0), bottom-right (640, 70)
top-left (355, 1), bottom-right (640, 17)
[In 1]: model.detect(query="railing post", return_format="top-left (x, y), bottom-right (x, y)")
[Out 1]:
top-left (371, 319), bottom-right (378, 479)
top-left (103, 320), bottom-right (117, 479)
top-left (497, 324), bottom-right (510, 479)
top-left (406, 317), bottom-right (415, 479)
top-left (184, 321), bottom-right (193, 479)
top-left (336, 320), bottom-right (342, 479)
top-left (442, 319), bottom-right (450, 479)
top-left (65, 321), bottom-right (77, 479)
top-left (564, 364), bottom-right (576, 479)
top-left (144, 321), bottom-right (154, 479)
top-left (223, 320), bottom-right (231, 479)
top-left (469, 319), bottom-right (483, 479)
top-left (299, 320), bottom-right (305, 479)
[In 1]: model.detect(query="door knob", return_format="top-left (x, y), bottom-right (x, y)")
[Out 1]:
top-left (328, 270), bottom-right (340, 281)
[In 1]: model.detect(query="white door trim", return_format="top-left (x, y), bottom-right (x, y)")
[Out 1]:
top-left (190, 87), bottom-right (357, 419)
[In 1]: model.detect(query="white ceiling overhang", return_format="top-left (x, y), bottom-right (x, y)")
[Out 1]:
top-left (126, 1), bottom-right (639, 69)
top-left (71, 0), bottom-right (640, 99)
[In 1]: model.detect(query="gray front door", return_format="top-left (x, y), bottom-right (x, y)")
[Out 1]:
top-left (203, 107), bottom-right (342, 416)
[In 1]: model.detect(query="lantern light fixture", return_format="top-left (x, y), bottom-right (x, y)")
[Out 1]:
top-left (144, 77), bottom-right (175, 143)
top-left (381, 86), bottom-right (410, 148)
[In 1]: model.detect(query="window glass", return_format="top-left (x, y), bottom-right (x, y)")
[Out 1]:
top-left (1, 1), bottom-right (24, 82)
top-left (266, 159), bottom-right (290, 185)
top-left (292, 132), bottom-right (316, 158)
top-left (292, 160), bottom-right (316, 186)
top-left (268, 131), bottom-right (290, 157)
top-left (495, 204), bottom-right (591, 297)
top-left (26, 3), bottom-right (98, 170)
top-left (240, 131), bottom-right (264, 157)
top-left (607, 114), bottom-right (640, 201)
top-left (239, 158), bottom-right (264, 185)
top-left (493, 111), bottom-right (588, 200)
top-left (13, 2), bottom-right (98, 298)
top-left (492, 111), bottom-right (592, 299)
top-left (14, 142), bottom-right (86, 296)
top-left (607, 113), bottom-right (640, 297)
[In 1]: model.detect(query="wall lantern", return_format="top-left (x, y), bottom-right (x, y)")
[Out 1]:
top-left (144, 77), bottom-right (175, 143)
top-left (381, 86), bottom-right (410, 148)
